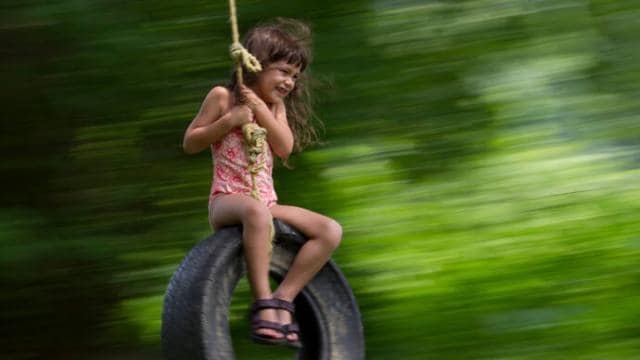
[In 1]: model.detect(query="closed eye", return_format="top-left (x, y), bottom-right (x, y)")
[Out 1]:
top-left (277, 67), bottom-right (299, 79)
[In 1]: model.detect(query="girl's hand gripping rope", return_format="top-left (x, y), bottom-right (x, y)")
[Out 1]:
top-left (229, 105), bottom-right (253, 128)
top-left (239, 85), bottom-right (268, 111)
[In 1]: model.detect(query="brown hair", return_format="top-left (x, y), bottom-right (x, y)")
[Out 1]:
top-left (229, 18), bottom-right (321, 153)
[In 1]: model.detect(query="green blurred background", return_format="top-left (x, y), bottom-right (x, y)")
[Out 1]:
top-left (2, 0), bottom-right (640, 359)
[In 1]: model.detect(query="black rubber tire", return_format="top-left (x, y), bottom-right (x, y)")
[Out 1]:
top-left (161, 219), bottom-right (365, 360)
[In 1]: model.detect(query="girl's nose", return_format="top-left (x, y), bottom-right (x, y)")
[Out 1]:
top-left (284, 77), bottom-right (294, 88)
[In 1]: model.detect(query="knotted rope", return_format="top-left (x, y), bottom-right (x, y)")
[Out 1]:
top-left (229, 43), bottom-right (262, 80)
top-left (228, 0), bottom-right (275, 244)
top-left (242, 123), bottom-right (268, 200)
top-left (228, 0), bottom-right (262, 84)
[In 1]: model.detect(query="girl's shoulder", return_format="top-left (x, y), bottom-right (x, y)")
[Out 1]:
top-left (210, 85), bottom-right (231, 98)
top-left (208, 85), bottom-right (233, 113)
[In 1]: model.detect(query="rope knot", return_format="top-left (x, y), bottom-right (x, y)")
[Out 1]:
top-left (242, 123), bottom-right (268, 165)
top-left (242, 123), bottom-right (267, 201)
top-left (230, 42), bottom-right (262, 73)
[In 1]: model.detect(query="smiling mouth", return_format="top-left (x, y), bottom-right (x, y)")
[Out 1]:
top-left (276, 87), bottom-right (289, 96)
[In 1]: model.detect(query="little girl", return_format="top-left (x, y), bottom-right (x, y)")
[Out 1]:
top-left (182, 19), bottom-right (342, 348)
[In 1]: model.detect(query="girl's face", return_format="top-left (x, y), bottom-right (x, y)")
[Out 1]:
top-left (252, 60), bottom-right (301, 104)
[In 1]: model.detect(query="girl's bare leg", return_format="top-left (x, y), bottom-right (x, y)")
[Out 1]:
top-left (269, 204), bottom-right (343, 341)
top-left (209, 193), bottom-right (281, 339)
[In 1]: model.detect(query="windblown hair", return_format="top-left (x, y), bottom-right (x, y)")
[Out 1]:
top-left (229, 18), bottom-right (321, 153)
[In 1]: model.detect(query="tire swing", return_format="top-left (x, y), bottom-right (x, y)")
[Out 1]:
top-left (161, 1), bottom-right (364, 359)
top-left (161, 220), bottom-right (364, 359)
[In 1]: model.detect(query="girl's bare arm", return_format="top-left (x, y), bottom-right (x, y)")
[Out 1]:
top-left (182, 86), bottom-right (251, 154)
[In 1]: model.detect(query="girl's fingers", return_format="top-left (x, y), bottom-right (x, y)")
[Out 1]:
top-left (240, 85), bottom-right (255, 97)
top-left (238, 86), bottom-right (261, 109)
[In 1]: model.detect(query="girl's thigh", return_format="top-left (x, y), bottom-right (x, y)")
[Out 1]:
top-left (208, 193), bottom-right (271, 230)
top-left (269, 204), bottom-right (341, 240)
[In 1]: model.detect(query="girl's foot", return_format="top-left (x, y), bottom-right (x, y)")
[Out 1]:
top-left (255, 308), bottom-right (284, 339)
top-left (269, 297), bottom-right (302, 348)
top-left (277, 308), bottom-right (299, 343)
top-left (249, 299), bottom-right (286, 345)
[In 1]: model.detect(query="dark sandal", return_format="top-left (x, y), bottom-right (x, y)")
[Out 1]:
top-left (249, 299), bottom-right (286, 346)
top-left (271, 298), bottom-right (303, 349)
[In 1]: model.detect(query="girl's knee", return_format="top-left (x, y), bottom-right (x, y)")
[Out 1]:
top-left (241, 201), bottom-right (272, 228)
top-left (320, 218), bottom-right (342, 251)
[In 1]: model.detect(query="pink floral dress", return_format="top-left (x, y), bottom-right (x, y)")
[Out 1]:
top-left (209, 124), bottom-right (277, 207)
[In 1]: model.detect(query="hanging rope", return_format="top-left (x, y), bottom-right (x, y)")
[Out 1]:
top-left (242, 123), bottom-right (268, 200)
top-left (227, 0), bottom-right (267, 202)
top-left (228, 0), bottom-right (262, 84)
top-left (227, 0), bottom-right (275, 244)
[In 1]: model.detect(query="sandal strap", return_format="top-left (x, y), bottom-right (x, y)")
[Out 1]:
top-left (251, 298), bottom-right (295, 314)
top-left (251, 298), bottom-right (282, 313)
top-left (271, 298), bottom-right (295, 313)
top-left (285, 322), bottom-right (300, 335)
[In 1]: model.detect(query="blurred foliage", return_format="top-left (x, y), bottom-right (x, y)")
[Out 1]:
top-left (2, 0), bottom-right (640, 359)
